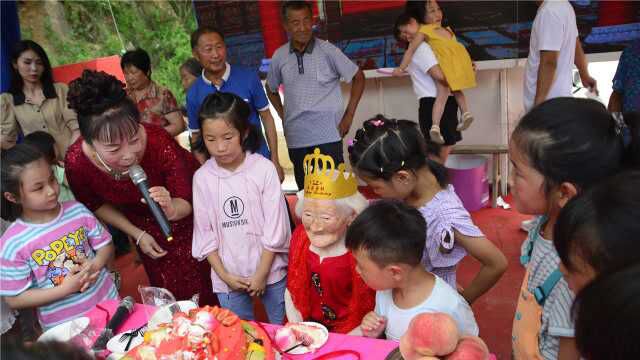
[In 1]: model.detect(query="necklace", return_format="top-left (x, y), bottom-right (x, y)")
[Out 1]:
top-left (94, 151), bottom-right (129, 180)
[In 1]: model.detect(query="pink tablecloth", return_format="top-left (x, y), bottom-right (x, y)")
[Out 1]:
top-left (86, 300), bottom-right (399, 359)
top-left (262, 323), bottom-right (398, 359)
top-left (85, 300), bottom-right (155, 340)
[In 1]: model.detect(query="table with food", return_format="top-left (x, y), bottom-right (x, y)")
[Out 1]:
top-left (38, 298), bottom-right (399, 360)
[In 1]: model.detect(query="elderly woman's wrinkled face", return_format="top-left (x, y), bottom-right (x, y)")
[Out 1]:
top-left (123, 65), bottom-right (150, 91)
top-left (302, 198), bottom-right (352, 248)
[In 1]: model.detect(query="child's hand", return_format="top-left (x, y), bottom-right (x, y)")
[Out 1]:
top-left (361, 311), bottom-right (386, 338)
top-left (146, 186), bottom-right (177, 220)
top-left (392, 67), bottom-right (406, 77)
top-left (60, 265), bottom-right (90, 294)
top-left (223, 273), bottom-right (250, 292)
top-left (247, 273), bottom-right (268, 297)
top-left (75, 257), bottom-right (100, 292)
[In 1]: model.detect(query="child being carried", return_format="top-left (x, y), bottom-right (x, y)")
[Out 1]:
top-left (393, 0), bottom-right (476, 144)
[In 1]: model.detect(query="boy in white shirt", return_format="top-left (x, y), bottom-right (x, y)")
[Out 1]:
top-left (346, 200), bottom-right (478, 341)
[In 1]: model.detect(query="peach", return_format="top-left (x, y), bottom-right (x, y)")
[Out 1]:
top-left (399, 313), bottom-right (460, 359)
top-left (444, 336), bottom-right (489, 360)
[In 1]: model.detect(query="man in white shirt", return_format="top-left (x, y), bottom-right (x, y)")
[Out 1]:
top-left (523, 0), bottom-right (597, 111)
top-left (521, 0), bottom-right (598, 235)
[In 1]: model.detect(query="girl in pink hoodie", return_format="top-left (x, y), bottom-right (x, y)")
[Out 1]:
top-left (192, 92), bottom-right (290, 324)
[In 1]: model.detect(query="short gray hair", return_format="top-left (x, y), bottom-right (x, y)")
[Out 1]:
top-left (281, 1), bottom-right (313, 22)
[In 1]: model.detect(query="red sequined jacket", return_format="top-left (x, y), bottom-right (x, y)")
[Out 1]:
top-left (287, 226), bottom-right (375, 333)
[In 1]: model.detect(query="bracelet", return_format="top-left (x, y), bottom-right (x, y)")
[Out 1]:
top-left (136, 231), bottom-right (146, 245)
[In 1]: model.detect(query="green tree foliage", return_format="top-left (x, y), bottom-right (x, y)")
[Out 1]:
top-left (24, 0), bottom-right (196, 105)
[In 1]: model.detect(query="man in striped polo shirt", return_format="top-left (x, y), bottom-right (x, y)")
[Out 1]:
top-left (266, 1), bottom-right (365, 190)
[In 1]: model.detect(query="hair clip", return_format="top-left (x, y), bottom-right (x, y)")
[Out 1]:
top-left (401, 160), bottom-right (405, 167)
top-left (371, 119), bottom-right (384, 127)
top-left (380, 167), bottom-right (384, 173)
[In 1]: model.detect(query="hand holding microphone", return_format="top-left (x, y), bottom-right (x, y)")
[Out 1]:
top-left (147, 187), bottom-right (177, 220)
top-left (129, 165), bottom-right (173, 259)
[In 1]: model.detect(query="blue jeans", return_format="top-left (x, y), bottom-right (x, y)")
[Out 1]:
top-left (216, 276), bottom-right (286, 324)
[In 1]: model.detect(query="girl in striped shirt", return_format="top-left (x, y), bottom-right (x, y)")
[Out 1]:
top-left (509, 98), bottom-right (639, 359)
top-left (0, 144), bottom-right (117, 330)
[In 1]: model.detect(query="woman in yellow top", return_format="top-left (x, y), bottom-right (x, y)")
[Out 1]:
top-left (1, 40), bottom-right (79, 161)
top-left (393, 0), bottom-right (475, 145)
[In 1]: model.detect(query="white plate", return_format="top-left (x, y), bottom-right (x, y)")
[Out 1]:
top-left (147, 300), bottom-right (197, 330)
top-left (106, 328), bottom-right (145, 357)
top-left (279, 322), bottom-right (329, 355)
top-left (37, 317), bottom-right (90, 342)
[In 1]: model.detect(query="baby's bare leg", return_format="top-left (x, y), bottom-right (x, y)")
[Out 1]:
top-left (452, 90), bottom-right (469, 114)
top-left (432, 80), bottom-right (451, 127)
top-left (453, 90), bottom-right (474, 131)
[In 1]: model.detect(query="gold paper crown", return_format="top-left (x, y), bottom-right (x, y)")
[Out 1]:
top-left (303, 148), bottom-right (358, 200)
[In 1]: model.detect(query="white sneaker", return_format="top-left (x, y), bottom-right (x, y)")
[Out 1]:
top-left (520, 218), bottom-right (536, 232)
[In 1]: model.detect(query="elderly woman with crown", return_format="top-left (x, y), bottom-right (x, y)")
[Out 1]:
top-left (285, 148), bottom-right (375, 333)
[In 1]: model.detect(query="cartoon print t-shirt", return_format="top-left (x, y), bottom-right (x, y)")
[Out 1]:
top-left (38, 227), bottom-right (89, 286)
top-left (0, 201), bottom-right (118, 329)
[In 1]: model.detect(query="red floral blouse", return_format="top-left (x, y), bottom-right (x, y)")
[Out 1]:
top-left (127, 81), bottom-right (179, 128)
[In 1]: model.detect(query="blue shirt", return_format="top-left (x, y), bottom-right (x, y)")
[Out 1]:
top-left (612, 39), bottom-right (640, 113)
top-left (187, 64), bottom-right (271, 158)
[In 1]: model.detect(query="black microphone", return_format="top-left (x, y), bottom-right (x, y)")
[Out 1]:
top-left (92, 296), bottom-right (135, 351)
top-left (129, 164), bottom-right (173, 242)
